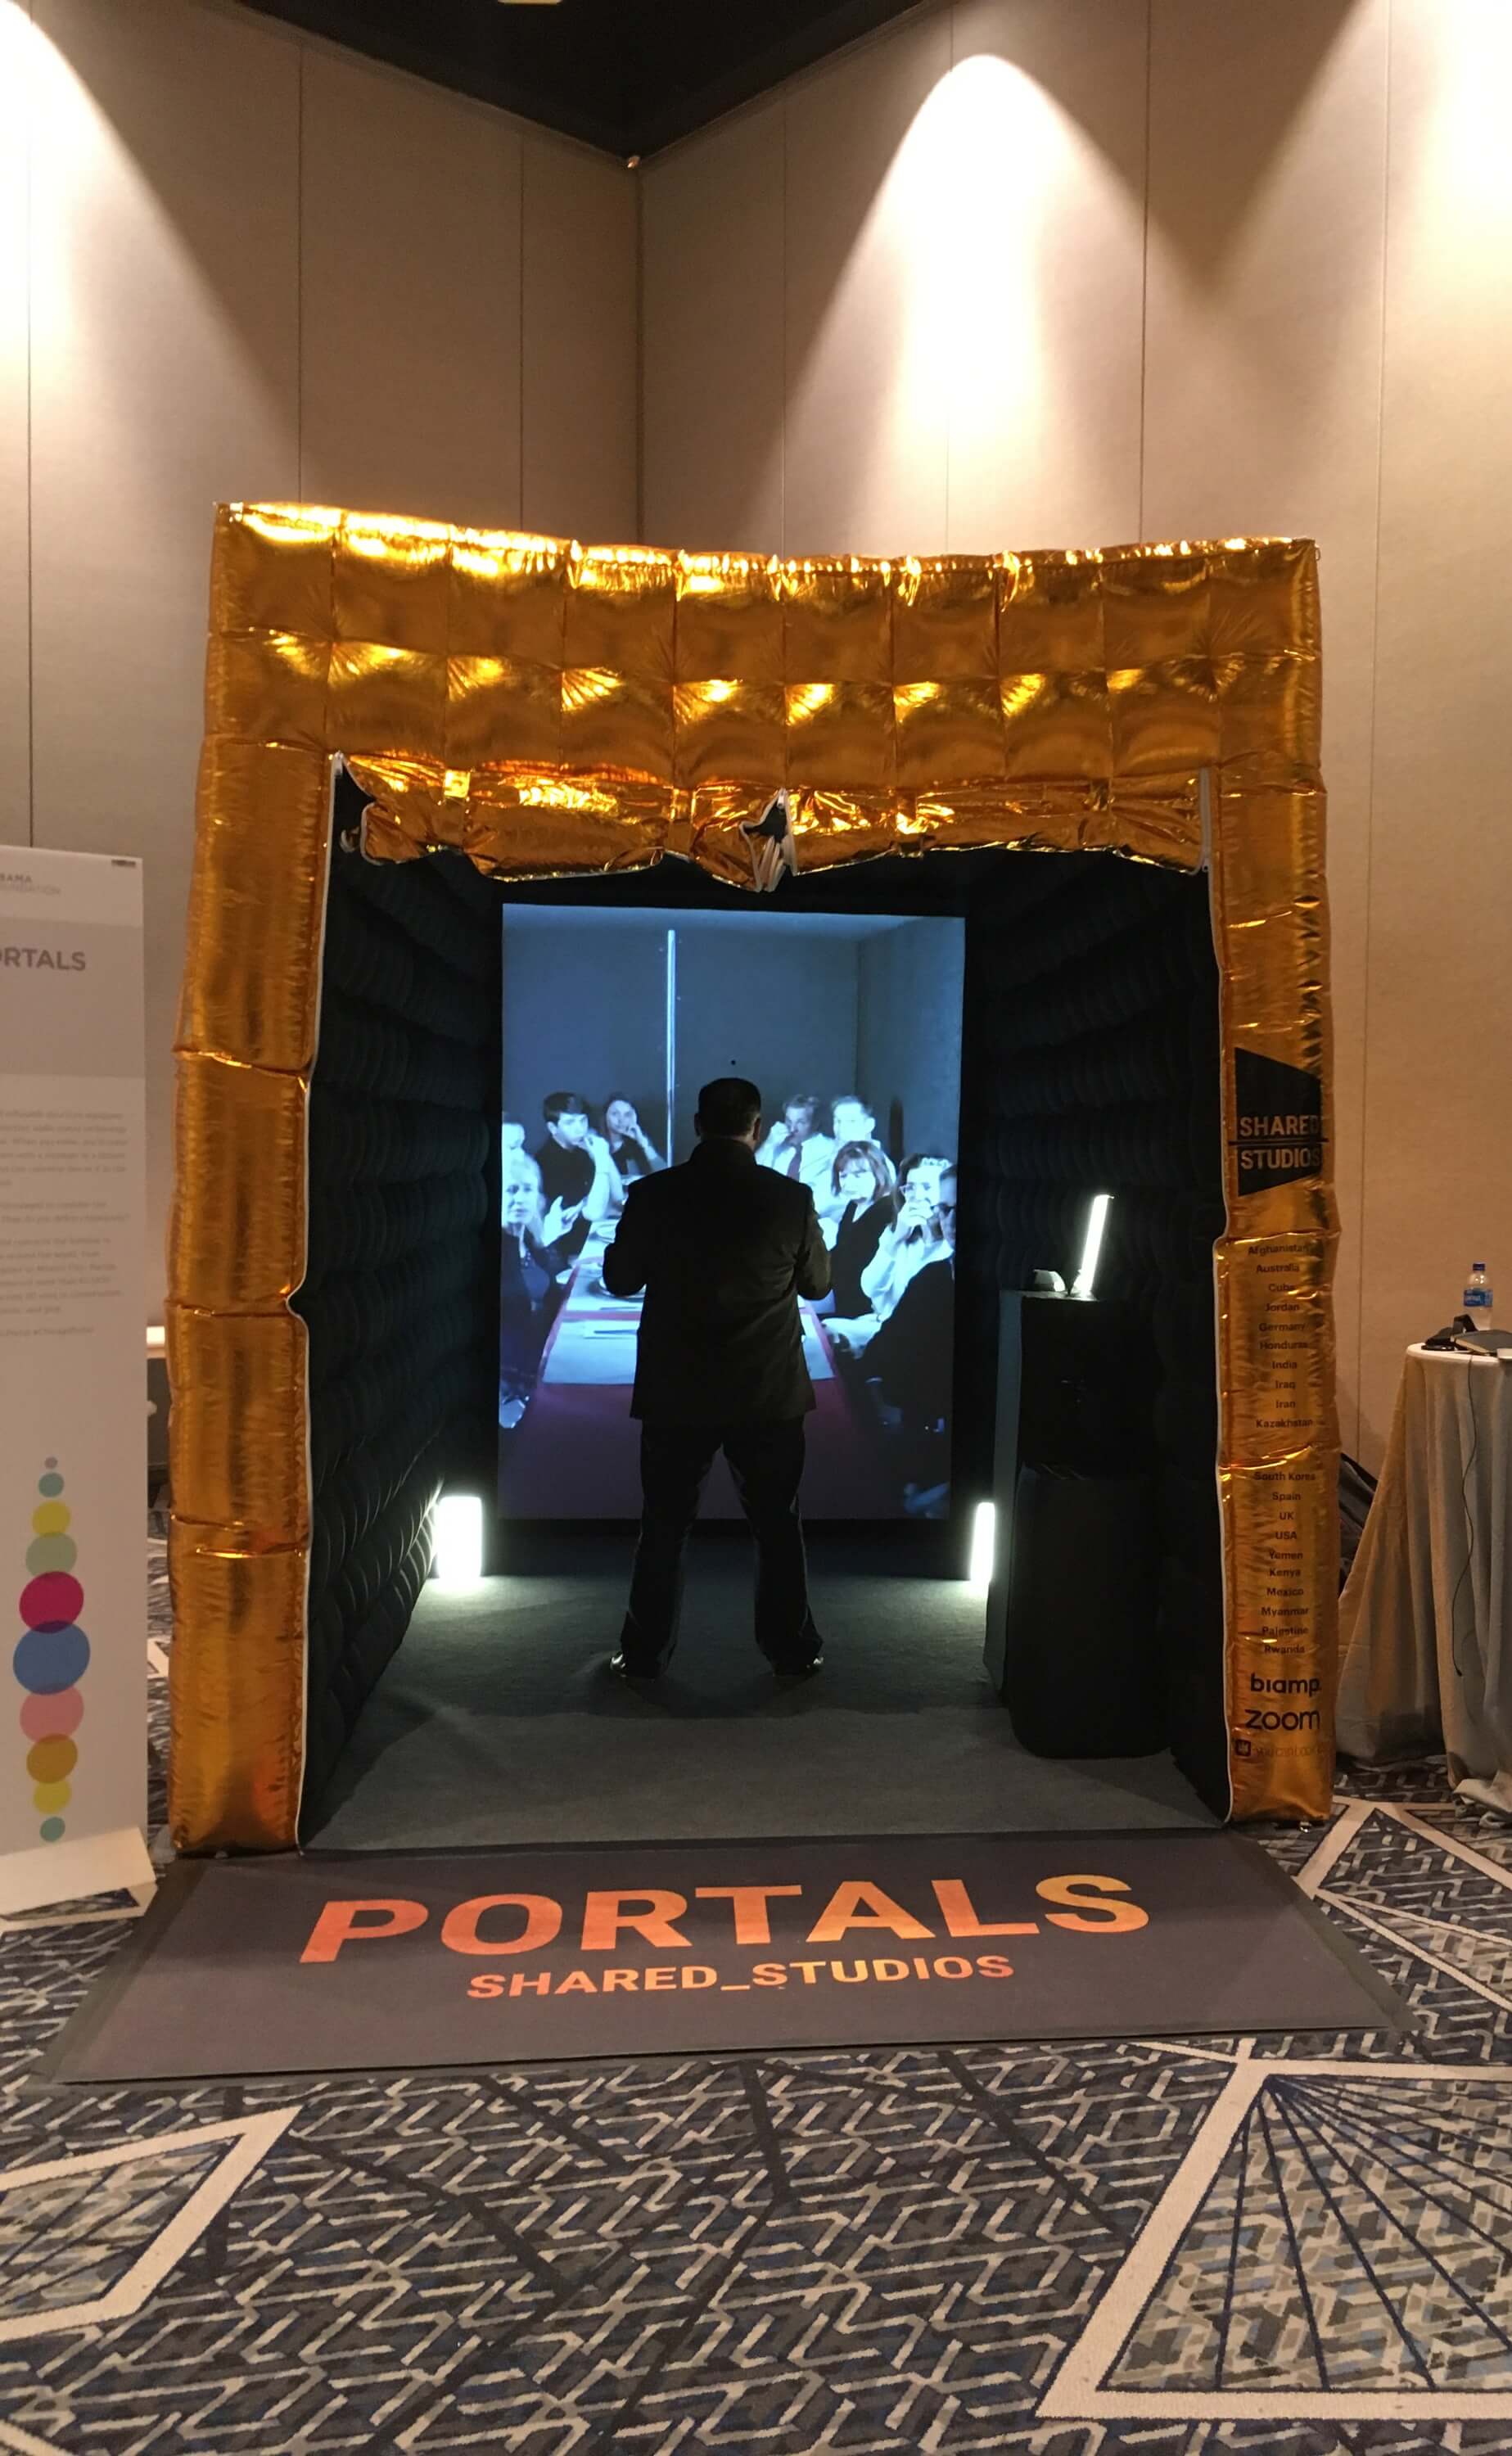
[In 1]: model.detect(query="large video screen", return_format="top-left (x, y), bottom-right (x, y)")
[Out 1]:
top-left (499, 906), bottom-right (964, 1519)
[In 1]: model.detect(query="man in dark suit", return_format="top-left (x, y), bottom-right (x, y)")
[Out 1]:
top-left (602, 1075), bottom-right (831, 1678)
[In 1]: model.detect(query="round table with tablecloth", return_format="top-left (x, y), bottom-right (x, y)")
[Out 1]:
top-left (1337, 1343), bottom-right (1512, 1813)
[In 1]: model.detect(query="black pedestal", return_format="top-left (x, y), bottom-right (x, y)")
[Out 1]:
top-left (984, 1292), bottom-right (1165, 1758)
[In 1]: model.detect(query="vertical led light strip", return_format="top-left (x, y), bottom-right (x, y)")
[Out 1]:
top-left (15, 1461), bottom-right (90, 1845)
top-left (664, 923), bottom-right (677, 1163)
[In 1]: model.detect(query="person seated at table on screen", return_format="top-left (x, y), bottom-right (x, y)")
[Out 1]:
top-left (499, 1158), bottom-right (563, 1428)
top-left (829, 1154), bottom-right (951, 1357)
top-left (534, 1091), bottom-right (622, 1273)
top-left (602, 1095), bottom-right (665, 1192)
top-left (755, 1092), bottom-right (836, 1203)
top-left (861, 1167), bottom-right (957, 1515)
top-left (825, 1141), bottom-right (899, 1307)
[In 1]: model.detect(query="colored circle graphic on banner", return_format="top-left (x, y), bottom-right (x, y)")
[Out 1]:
top-left (13, 1623), bottom-right (90, 1695)
top-left (16, 1462), bottom-right (86, 1844)
top-left (19, 1571), bottom-right (84, 1632)
top-left (19, 1687), bottom-right (83, 1740)
top-left (27, 1736), bottom-right (77, 1784)
top-left (25, 1535), bottom-right (77, 1577)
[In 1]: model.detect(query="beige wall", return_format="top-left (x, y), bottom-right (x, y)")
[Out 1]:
top-left (0, 0), bottom-right (638, 1313)
top-left (641, 0), bottom-right (1512, 1468)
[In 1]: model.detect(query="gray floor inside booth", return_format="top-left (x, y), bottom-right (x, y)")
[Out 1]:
top-left (310, 1531), bottom-right (1212, 1847)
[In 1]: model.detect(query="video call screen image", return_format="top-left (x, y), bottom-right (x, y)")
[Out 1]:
top-left (499, 905), bottom-right (965, 1521)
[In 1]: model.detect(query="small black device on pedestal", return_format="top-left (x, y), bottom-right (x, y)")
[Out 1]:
top-left (983, 1290), bottom-right (1165, 1757)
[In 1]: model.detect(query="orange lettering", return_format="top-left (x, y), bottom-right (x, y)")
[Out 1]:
top-left (581, 1890), bottom-right (691, 1951)
top-left (695, 1885), bottom-right (802, 1943)
top-left (300, 1898), bottom-right (427, 1964)
top-left (873, 1959), bottom-right (909, 1981)
top-left (934, 1957), bottom-right (973, 1979)
top-left (442, 1894), bottom-right (562, 1957)
top-left (1036, 1874), bottom-right (1149, 1933)
top-left (603, 1970), bottom-right (639, 1992)
top-left (556, 1971), bottom-right (598, 1993)
top-left (467, 1974), bottom-right (504, 1999)
top-left (806, 1880), bottom-right (932, 1944)
top-left (977, 1955), bottom-right (1015, 1978)
top-left (932, 1878), bottom-right (1038, 1938)
top-left (680, 1966), bottom-right (717, 1989)
top-left (752, 1964), bottom-right (788, 1987)
top-left (509, 1971), bottom-right (552, 1996)
top-left (643, 1966), bottom-right (675, 1991)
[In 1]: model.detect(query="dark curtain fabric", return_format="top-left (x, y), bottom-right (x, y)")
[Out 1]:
top-left (292, 772), bottom-right (499, 1835)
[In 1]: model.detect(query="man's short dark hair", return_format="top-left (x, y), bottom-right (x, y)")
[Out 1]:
top-left (697, 1077), bottom-right (762, 1138)
top-left (542, 1091), bottom-right (589, 1124)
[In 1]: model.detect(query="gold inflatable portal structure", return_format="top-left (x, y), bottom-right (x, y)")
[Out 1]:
top-left (169, 504), bottom-right (1338, 1849)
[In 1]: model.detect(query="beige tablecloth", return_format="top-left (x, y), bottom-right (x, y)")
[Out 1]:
top-left (1337, 1344), bottom-right (1512, 1813)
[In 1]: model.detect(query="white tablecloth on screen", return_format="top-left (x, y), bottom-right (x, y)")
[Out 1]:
top-left (1337, 1344), bottom-right (1512, 1813)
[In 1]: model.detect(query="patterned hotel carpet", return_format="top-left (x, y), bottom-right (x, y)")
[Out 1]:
top-left (0, 1533), bottom-right (1509, 2454)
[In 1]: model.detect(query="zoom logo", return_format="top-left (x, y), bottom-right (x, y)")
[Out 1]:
top-left (1245, 1672), bottom-right (1321, 1734)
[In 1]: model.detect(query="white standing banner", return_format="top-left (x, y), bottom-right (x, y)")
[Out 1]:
top-left (0, 848), bottom-right (152, 1915)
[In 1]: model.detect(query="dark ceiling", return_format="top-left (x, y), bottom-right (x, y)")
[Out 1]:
top-left (241, 0), bottom-right (926, 159)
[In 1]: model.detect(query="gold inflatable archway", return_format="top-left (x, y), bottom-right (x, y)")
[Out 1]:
top-left (169, 503), bottom-right (1337, 1849)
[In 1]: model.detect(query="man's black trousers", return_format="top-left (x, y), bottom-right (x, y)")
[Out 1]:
top-left (620, 1420), bottom-right (821, 1674)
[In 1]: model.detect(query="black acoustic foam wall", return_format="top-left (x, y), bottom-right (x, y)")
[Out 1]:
top-left (292, 775), bottom-right (499, 1834)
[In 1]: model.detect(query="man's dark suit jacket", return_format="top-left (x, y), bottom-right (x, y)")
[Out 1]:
top-left (603, 1138), bottom-right (830, 1424)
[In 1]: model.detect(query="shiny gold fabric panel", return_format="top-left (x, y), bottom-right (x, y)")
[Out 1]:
top-left (169, 505), bottom-right (1333, 1844)
top-left (1209, 638), bottom-right (1337, 1822)
top-left (167, 1305), bottom-right (310, 1538)
top-left (224, 510), bottom-right (1310, 868)
top-left (175, 742), bottom-right (331, 1078)
top-left (169, 591), bottom-right (333, 1849)
top-left (168, 1530), bottom-right (307, 1854)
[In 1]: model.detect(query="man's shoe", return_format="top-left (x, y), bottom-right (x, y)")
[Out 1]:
top-left (772, 1650), bottom-right (824, 1681)
top-left (609, 1651), bottom-right (661, 1682)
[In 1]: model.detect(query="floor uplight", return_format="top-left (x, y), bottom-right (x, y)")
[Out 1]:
top-left (968, 1500), bottom-right (996, 1591)
top-left (433, 1493), bottom-right (484, 1586)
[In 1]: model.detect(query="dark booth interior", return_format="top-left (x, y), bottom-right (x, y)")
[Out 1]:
top-left (291, 771), bottom-right (1227, 1846)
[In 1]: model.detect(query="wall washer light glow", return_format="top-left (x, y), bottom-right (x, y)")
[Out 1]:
top-left (433, 1495), bottom-right (484, 1586)
top-left (1072, 1194), bottom-right (1113, 1300)
top-left (968, 1501), bottom-right (996, 1592)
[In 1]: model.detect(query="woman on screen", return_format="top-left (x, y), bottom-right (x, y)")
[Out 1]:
top-left (603, 1096), bottom-right (665, 1188)
top-left (827, 1140), bottom-right (898, 1311)
top-left (860, 1154), bottom-right (951, 1322)
top-left (499, 1159), bottom-right (561, 1429)
top-left (864, 1167), bottom-right (956, 1515)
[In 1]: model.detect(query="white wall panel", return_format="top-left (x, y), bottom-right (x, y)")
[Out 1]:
top-left (300, 46), bottom-right (521, 530)
top-left (1142, 0), bottom-right (1389, 1454)
top-left (783, 13), bottom-right (954, 558)
top-left (0, 2), bottom-right (29, 847)
top-left (946, 0), bottom-right (1147, 552)
top-left (641, 101), bottom-right (784, 555)
top-left (26, 0), bottom-right (300, 1311)
top-left (1359, 0), bottom-right (1512, 1451)
top-left (521, 138), bottom-right (637, 543)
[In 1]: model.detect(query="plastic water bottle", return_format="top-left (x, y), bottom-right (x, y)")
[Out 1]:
top-left (1463, 1262), bottom-right (1493, 1322)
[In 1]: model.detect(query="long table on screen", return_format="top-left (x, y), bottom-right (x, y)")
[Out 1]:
top-left (499, 1225), bottom-right (889, 1518)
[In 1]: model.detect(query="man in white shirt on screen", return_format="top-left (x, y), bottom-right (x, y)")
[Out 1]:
top-left (755, 1092), bottom-right (836, 1205)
